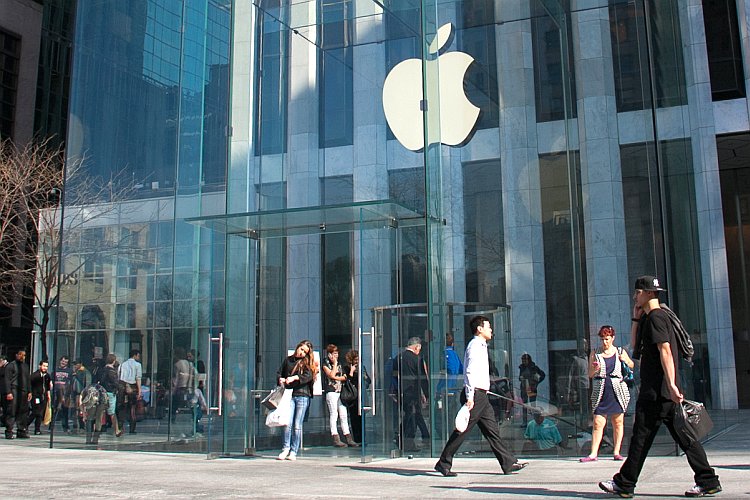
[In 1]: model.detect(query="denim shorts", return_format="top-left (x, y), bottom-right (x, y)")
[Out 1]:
top-left (106, 392), bottom-right (117, 416)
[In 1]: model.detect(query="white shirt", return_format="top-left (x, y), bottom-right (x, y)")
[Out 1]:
top-left (119, 358), bottom-right (142, 384)
top-left (463, 336), bottom-right (490, 401)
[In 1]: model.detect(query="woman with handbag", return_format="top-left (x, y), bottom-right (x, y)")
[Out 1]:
top-left (343, 350), bottom-right (370, 445)
top-left (322, 344), bottom-right (357, 448)
top-left (276, 340), bottom-right (317, 461)
top-left (580, 325), bottom-right (634, 462)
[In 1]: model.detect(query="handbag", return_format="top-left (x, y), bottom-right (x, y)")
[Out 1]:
top-left (134, 399), bottom-right (147, 422)
top-left (265, 388), bottom-right (293, 427)
top-left (261, 385), bottom-right (286, 410)
top-left (340, 379), bottom-right (358, 406)
top-left (43, 401), bottom-right (52, 426)
top-left (674, 399), bottom-right (713, 447)
top-left (618, 348), bottom-right (634, 387)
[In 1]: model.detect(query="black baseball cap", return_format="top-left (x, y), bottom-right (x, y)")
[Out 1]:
top-left (634, 275), bottom-right (666, 292)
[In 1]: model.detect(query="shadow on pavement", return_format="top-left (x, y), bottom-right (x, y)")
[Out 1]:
top-left (337, 465), bottom-right (432, 477)
top-left (714, 464), bottom-right (750, 470)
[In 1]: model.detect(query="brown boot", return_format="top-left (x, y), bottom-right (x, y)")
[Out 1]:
top-left (332, 434), bottom-right (347, 447)
top-left (344, 434), bottom-right (360, 447)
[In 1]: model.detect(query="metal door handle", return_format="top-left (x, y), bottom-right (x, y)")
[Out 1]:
top-left (208, 331), bottom-right (224, 415)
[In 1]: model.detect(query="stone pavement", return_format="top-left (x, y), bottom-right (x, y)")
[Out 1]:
top-left (0, 415), bottom-right (748, 498)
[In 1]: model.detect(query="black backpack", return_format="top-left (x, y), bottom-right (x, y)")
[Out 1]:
top-left (633, 304), bottom-right (695, 362)
top-left (660, 304), bottom-right (695, 362)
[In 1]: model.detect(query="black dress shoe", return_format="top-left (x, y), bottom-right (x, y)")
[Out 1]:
top-left (5, 434), bottom-right (14, 440)
top-left (504, 461), bottom-right (528, 474)
top-left (434, 462), bottom-right (458, 477)
top-left (17, 433), bottom-right (30, 439)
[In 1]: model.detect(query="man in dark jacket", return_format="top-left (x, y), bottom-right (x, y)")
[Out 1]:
top-left (30, 360), bottom-right (52, 434)
top-left (0, 355), bottom-right (7, 428)
top-left (3, 350), bottom-right (32, 439)
top-left (393, 337), bottom-right (430, 451)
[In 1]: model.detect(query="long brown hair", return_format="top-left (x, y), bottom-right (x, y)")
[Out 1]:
top-left (292, 340), bottom-right (318, 377)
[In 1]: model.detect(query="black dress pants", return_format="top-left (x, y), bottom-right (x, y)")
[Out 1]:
top-left (5, 392), bottom-right (30, 436)
top-left (613, 399), bottom-right (720, 493)
top-left (436, 389), bottom-right (516, 473)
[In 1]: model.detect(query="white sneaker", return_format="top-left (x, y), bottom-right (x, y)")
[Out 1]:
top-left (277, 449), bottom-right (290, 460)
top-left (286, 451), bottom-right (297, 461)
top-left (685, 484), bottom-right (722, 497)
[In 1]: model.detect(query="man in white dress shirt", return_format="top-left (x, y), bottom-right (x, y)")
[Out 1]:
top-left (118, 349), bottom-right (142, 434)
top-left (434, 315), bottom-right (528, 476)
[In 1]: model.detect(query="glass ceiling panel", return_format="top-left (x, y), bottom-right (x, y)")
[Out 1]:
top-left (186, 201), bottom-right (428, 238)
top-left (250, 0), bottom-right (567, 47)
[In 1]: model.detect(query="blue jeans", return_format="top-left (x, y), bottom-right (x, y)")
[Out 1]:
top-left (283, 396), bottom-right (310, 453)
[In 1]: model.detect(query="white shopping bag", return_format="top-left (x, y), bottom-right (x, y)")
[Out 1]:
top-left (265, 388), bottom-right (293, 427)
top-left (455, 405), bottom-right (471, 433)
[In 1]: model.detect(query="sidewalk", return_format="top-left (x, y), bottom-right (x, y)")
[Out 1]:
top-left (0, 414), bottom-right (748, 498)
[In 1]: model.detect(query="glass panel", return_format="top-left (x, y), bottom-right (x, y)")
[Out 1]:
top-left (703, 0), bottom-right (745, 100)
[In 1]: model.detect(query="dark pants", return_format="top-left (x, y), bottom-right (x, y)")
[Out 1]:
top-left (347, 403), bottom-right (362, 443)
top-left (436, 389), bottom-right (516, 473)
top-left (55, 398), bottom-right (70, 431)
top-left (85, 404), bottom-right (107, 444)
top-left (5, 392), bottom-right (30, 436)
top-left (613, 399), bottom-right (720, 494)
top-left (30, 396), bottom-right (47, 432)
top-left (117, 384), bottom-right (138, 432)
top-left (402, 396), bottom-right (428, 440)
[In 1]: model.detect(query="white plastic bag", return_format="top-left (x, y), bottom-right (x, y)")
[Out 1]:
top-left (265, 388), bottom-right (293, 427)
top-left (455, 405), bottom-right (471, 433)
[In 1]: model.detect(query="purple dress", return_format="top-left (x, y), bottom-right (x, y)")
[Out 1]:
top-left (594, 355), bottom-right (623, 416)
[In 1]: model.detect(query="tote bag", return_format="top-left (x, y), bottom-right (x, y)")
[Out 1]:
top-left (261, 385), bottom-right (286, 410)
top-left (265, 389), bottom-right (293, 427)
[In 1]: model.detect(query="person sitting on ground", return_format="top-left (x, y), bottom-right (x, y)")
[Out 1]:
top-left (524, 411), bottom-right (562, 452)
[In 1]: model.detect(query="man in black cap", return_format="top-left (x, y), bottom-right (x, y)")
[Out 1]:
top-left (599, 276), bottom-right (721, 498)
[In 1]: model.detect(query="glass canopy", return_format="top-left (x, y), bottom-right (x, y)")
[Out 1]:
top-left (186, 201), bottom-right (428, 238)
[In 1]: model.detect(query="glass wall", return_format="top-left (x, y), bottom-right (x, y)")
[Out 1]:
top-left (51, 0), bottom-right (230, 450)
top-left (44, 0), bottom-right (741, 458)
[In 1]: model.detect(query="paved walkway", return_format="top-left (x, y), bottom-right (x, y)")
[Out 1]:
top-left (0, 415), bottom-right (748, 498)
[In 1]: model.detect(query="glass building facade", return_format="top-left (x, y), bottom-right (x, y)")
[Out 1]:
top-left (45, 0), bottom-right (750, 458)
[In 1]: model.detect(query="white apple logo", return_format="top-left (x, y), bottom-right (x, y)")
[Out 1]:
top-left (382, 23), bottom-right (480, 152)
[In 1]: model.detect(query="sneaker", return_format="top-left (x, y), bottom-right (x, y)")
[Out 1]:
top-left (579, 456), bottom-right (598, 462)
top-left (599, 480), bottom-right (633, 498)
top-left (286, 451), bottom-right (297, 461)
top-left (277, 449), bottom-right (290, 460)
top-left (685, 484), bottom-right (722, 497)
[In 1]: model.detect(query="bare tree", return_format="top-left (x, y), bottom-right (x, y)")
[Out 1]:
top-left (0, 138), bottom-right (140, 360)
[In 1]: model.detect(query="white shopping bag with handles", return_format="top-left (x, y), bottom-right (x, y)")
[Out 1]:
top-left (265, 388), bottom-right (293, 427)
top-left (455, 405), bottom-right (471, 433)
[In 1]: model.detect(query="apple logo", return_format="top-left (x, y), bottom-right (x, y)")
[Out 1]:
top-left (382, 23), bottom-right (481, 152)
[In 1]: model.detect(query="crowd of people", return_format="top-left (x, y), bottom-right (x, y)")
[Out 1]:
top-left (1, 348), bottom-right (163, 443)
top-left (1, 274), bottom-right (724, 497)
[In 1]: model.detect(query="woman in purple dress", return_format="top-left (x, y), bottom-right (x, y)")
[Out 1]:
top-left (580, 325), bottom-right (634, 462)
